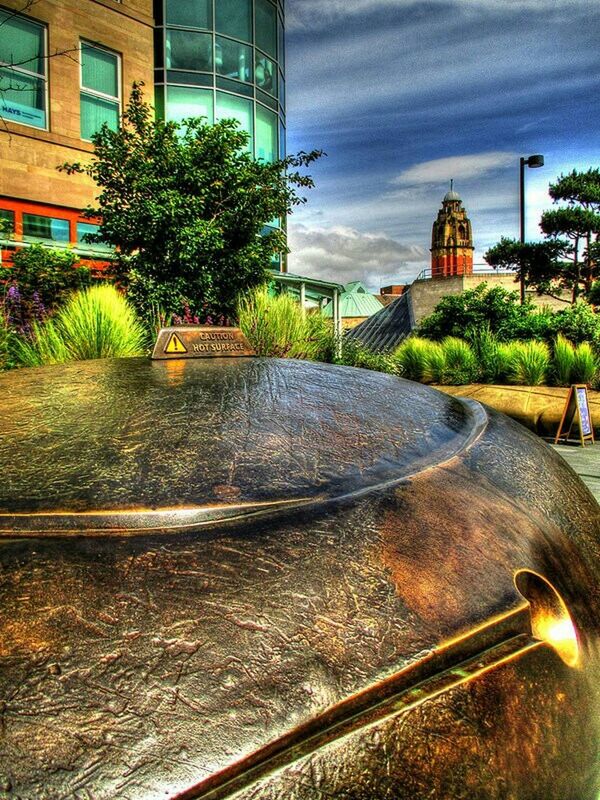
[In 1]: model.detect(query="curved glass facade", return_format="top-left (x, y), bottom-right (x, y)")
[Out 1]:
top-left (153, 0), bottom-right (285, 163)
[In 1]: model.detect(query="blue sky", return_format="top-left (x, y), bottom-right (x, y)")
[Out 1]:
top-left (284, 0), bottom-right (600, 291)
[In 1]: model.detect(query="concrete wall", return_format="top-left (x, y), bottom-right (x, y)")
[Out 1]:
top-left (409, 273), bottom-right (570, 327)
top-left (0, 0), bottom-right (154, 210)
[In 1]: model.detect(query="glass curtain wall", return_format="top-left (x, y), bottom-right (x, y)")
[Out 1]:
top-left (153, 0), bottom-right (285, 164)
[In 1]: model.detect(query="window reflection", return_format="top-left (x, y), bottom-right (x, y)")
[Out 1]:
top-left (166, 0), bottom-right (211, 29)
top-left (255, 53), bottom-right (276, 96)
top-left (216, 91), bottom-right (253, 150)
top-left (166, 30), bottom-right (212, 72)
top-left (255, 0), bottom-right (277, 59)
top-left (23, 214), bottom-right (70, 243)
top-left (215, 37), bottom-right (252, 82)
top-left (215, 0), bottom-right (251, 43)
top-left (0, 209), bottom-right (15, 236)
top-left (256, 104), bottom-right (277, 162)
top-left (166, 85), bottom-right (214, 125)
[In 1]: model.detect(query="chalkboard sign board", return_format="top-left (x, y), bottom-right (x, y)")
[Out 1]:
top-left (555, 384), bottom-right (595, 446)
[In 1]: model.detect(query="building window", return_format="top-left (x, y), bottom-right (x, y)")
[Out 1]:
top-left (216, 91), bottom-right (252, 150)
top-left (165, 85), bottom-right (214, 125)
top-left (255, 53), bottom-right (276, 97)
top-left (23, 213), bottom-right (70, 243)
top-left (76, 221), bottom-right (111, 251)
top-left (0, 9), bottom-right (47, 129)
top-left (215, 37), bottom-right (252, 83)
top-left (255, 104), bottom-right (277, 162)
top-left (0, 208), bottom-right (15, 237)
top-left (255, 0), bottom-right (277, 59)
top-left (166, 0), bottom-right (211, 29)
top-left (80, 42), bottom-right (120, 141)
top-left (166, 29), bottom-right (212, 72)
top-left (215, 0), bottom-right (251, 44)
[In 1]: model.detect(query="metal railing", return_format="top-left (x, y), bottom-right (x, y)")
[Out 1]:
top-left (414, 265), bottom-right (517, 281)
top-left (0, 237), bottom-right (115, 266)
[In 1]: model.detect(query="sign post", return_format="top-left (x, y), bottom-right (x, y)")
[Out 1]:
top-left (151, 326), bottom-right (255, 360)
top-left (555, 384), bottom-right (595, 446)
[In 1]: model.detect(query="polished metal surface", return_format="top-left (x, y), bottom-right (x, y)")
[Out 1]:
top-left (0, 356), bottom-right (599, 799)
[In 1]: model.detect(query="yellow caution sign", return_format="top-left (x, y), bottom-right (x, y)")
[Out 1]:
top-left (152, 326), bottom-right (255, 360)
top-left (164, 332), bottom-right (188, 354)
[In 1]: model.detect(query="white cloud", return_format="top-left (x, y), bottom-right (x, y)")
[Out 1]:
top-left (287, 224), bottom-right (427, 291)
top-left (393, 152), bottom-right (518, 186)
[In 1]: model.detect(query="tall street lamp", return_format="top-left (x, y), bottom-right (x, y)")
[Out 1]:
top-left (519, 154), bottom-right (544, 303)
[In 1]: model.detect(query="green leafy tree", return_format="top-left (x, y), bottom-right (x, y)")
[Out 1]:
top-left (541, 168), bottom-right (600, 301)
top-left (588, 279), bottom-right (600, 307)
top-left (548, 168), bottom-right (600, 210)
top-left (540, 208), bottom-right (600, 301)
top-left (484, 237), bottom-right (569, 303)
top-left (60, 83), bottom-right (323, 320)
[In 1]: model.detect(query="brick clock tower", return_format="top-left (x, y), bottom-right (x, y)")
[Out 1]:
top-left (430, 182), bottom-right (474, 277)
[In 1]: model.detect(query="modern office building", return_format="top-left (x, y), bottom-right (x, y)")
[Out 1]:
top-left (0, 0), bottom-right (285, 267)
top-left (154, 0), bottom-right (285, 164)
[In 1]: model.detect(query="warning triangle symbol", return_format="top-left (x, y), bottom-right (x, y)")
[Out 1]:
top-left (165, 332), bottom-right (188, 354)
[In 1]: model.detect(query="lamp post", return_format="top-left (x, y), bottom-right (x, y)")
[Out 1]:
top-left (519, 154), bottom-right (544, 303)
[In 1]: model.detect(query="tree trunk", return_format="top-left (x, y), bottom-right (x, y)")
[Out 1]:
top-left (572, 234), bottom-right (580, 304)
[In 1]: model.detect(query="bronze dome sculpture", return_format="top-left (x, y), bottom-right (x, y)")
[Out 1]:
top-left (0, 354), bottom-right (599, 799)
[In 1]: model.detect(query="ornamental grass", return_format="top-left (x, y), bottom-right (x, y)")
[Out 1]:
top-left (552, 335), bottom-right (576, 386)
top-left (467, 325), bottom-right (501, 384)
top-left (393, 336), bottom-right (432, 382)
top-left (237, 287), bottom-right (337, 361)
top-left (440, 337), bottom-right (478, 385)
top-left (571, 341), bottom-right (599, 385)
top-left (422, 341), bottom-right (445, 384)
top-left (506, 340), bottom-right (551, 386)
top-left (13, 284), bottom-right (148, 367)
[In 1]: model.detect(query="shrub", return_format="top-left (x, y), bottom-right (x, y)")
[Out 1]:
top-left (440, 337), bottom-right (478, 384)
top-left (508, 340), bottom-right (550, 386)
top-left (549, 302), bottom-right (600, 347)
top-left (571, 341), bottom-right (599, 385)
top-left (394, 337), bottom-right (432, 382)
top-left (552, 335), bottom-right (575, 386)
top-left (417, 284), bottom-right (542, 342)
top-left (10, 244), bottom-right (90, 314)
top-left (417, 284), bottom-right (600, 346)
top-left (13, 284), bottom-right (147, 367)
top-left (339, 338), bottom-right (401, 375)
top-left (588, 280), bottom-right (600, 306)
top-left (0, 302), bottom-right (10, 370)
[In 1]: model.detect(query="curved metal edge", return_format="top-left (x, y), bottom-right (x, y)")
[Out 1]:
top-left (0, 398), bottom-right (489, 537)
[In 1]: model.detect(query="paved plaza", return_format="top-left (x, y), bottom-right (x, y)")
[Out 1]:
top-left (552, 442), bottom-right (600, 504)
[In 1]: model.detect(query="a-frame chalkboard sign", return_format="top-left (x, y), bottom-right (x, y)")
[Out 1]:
top-left (555, 384), bottom-right (595, 446)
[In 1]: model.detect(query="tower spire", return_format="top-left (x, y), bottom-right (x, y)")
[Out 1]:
top-left (450, 178), bottom-right (453, 192)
